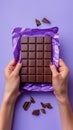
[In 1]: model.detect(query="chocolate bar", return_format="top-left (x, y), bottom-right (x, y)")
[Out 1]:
top-left (20, 36), bottom-right (52, 83)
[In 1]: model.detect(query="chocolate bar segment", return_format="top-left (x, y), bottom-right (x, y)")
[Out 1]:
top-left (20, 36), bottom-right (52, 83)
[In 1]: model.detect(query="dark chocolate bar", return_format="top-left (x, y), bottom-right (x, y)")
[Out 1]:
top-left (20, 36), bottom-right (52, 83)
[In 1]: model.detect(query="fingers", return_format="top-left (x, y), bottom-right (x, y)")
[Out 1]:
top-left (17, 90), bottom-right (24, 97)
top-left (59, 58), bottom-right (67, 68)
top-left (50, 64), bottom-right (58, 76)
top-left (5, 59), bottom-right (15, 74)
top-left (59, 58), bottom-right (69, 72)
top-left (8, 59), bottom-right (16, 67)
top-left (14, 63), bottom-right (22, 75)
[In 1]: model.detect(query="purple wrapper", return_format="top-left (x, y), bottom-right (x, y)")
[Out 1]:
top-left (12, 27), bottom-right (60, 92)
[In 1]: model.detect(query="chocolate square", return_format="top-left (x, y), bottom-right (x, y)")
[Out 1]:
top-left (36, 75), bottom-right (43, 82)
top-left (28, 75), bottom-right (35, 82)
top-left (36, 52), bottom-right (43, 59)
top-left (29, 44), bottom-right (35, 51)
top-left (36, 60), bottom-right (43, 66)
top-left (36, 67), bottom-right (44, 75)
top-left (37, 44), bottom-right (43, 51)
top-left (20, 36), bottom-right (52, 83)
top-left (37, 37), bottom-right (43, 43)
top-left (29, 52), bottom-right (35, 59)
top-left (29, 60), bottom-right (35, 66)
top-left (29, 67), bottom-right (35, 74)
top-left (21, 52), bottom-right (27, 59)
top-left (22, 60), bottom-right (27, 66)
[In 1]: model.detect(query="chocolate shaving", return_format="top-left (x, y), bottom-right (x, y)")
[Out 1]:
top-left (32, 109), bottom-right (40, 116)
top-left (41, 102), bottom-right (46, 108)
top-left (41, 109), bottom-right (46, 114)
top-left (35, 19), bottom-right (41, 26)
top-left (42, 17), bottom-right (51, 24)
top-left (30, 96), bottom-right (35, 104)
top-left (45, 103), bottom-right (53, 109)
top-left (23, 101), bottom-right (31, 111)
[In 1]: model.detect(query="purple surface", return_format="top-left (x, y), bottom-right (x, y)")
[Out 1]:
top-left (12, 27), bottom-right (59, 92)
top-left (0, 0), bottom-right (73, 130)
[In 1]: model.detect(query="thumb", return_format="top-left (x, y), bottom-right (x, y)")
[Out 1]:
top-left (50, 64), bottom-right (58, 76)
top-left (14, 63), bottom-right (22, 75)
top-left (17, 90), bottom-right (24, 97)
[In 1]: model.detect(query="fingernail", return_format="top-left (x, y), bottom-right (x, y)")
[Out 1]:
top-left (50, 61), bottom-right (53, 65)
top-left (18, 60), bottom-right (21, 63)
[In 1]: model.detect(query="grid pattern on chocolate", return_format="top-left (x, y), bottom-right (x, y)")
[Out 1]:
top-left (20, 36), bottom-right (52, 83)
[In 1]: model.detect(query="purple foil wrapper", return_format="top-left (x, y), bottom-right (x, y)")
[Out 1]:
top-left (12, 27), bottom-right (60, 92)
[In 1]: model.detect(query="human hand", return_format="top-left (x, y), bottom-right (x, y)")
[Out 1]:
top-left (50, 59), bottom-right (69, 102)
top-left (3, 59), bottom-right (22, 104)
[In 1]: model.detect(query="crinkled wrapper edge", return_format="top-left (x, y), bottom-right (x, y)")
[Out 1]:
top-left (12, 27), bottom-right (60, 92)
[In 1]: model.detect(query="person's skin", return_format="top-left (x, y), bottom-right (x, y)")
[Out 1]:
top-left (0, 59), bottom-right (22, 130)
top-left (50, 58), bottom-right (73, 130)
top-left (0, 58), bottom-right (73, 130)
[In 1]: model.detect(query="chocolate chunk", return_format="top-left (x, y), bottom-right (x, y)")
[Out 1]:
top-left (41, 109), bottom-right (46, 114)
top-left (32, 109), bottom-right (40, 116)
top-left (45, 103), bottom-right (53, 109)
top-left (35, 19), bottom-right (41, 26)
top-left (41, 102), bottom-right (53, 109)
top-left (23, 101), bottom-right (31, 111)
top-left (30, 96), bottom-right (35, 103)
top-left (41, 102), bottom-right (46, 108)
top-left (42, 18), bottom-right (51, 24)
top-left (20, 36), bottom-right (52, 83)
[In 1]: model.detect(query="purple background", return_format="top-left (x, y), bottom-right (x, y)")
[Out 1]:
top-left (0, 0), bottom-right (73, 130)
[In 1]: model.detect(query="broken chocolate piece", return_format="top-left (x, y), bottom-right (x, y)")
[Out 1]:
top-left (35, 19), bottom-right (41, 26)
top-left (41, 102), bottom-right (46, 108)
top-left (42, 18), bottom-right (51, 24)
top-left (32, 109), bottom-right (40, 116)
top-left (41, 102), bottom-right (53, 109)
top-left (30, 96), bottom-right (35, 103)
top-left (41, 109), bottom-right (46, 114)
top-left (45, 103), bottom-right (53, 109)
top-left (23, 101), bottom-right (31, 111)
